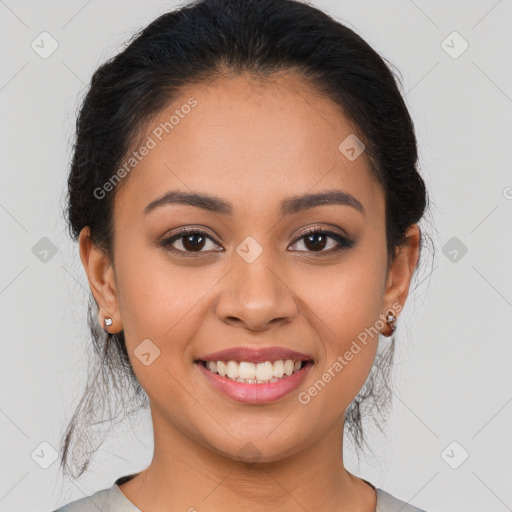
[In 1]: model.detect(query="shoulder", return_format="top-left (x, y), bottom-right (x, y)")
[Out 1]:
top-left (52, 486), bottom-right (116, 512)
top-left (376, 488), bottom-right (427, 512)
top-left (53, 473), bottom-right (141, 512)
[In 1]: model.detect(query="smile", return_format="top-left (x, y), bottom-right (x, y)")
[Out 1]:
top-left (201, 359), bottom-right (307, 383)
top-left (195, 358), bottom-right (314, 404)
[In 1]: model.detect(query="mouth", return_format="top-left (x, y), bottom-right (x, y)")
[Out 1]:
top-left (198, 358), bottom-right (312, 384)
top-left (194, 347), bottom-right (314, 404)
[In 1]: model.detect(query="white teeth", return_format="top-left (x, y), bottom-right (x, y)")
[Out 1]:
top-left (273, 360), bottom-right (285, 378)
top-left (203, 358), bottom-right (307, 383)
top-left (256, 361), bottom-right (274, 381)
top-left (217, 360), bottom-right (227, 376)
top-left (284, 359), bottom-right (294, 376)
top-left (226, 361), bottom-right (239, 379)
top-left (239, 361), bottom-right (256, 379)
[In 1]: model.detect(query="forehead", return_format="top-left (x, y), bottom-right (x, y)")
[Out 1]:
top-left (113, 71), bottom-right (384, 224)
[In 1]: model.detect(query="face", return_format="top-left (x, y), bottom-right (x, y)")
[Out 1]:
top-left (80, 71), bottom-right (418, 464)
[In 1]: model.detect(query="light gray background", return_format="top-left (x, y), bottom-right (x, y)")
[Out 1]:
top-left (1, 1), bottom-right (511, 511)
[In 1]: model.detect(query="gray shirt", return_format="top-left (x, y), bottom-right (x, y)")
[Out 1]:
top-left (53, 474), bottom-right (427, 512)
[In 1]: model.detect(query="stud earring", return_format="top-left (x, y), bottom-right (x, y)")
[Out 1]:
top-left (104, 317), bottom-right (113, 327)
top-left (384, 310), bottom-right (397, 336)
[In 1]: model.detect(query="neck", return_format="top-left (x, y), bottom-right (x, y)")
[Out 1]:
top-left (119, 413), bottom-right (376, 512)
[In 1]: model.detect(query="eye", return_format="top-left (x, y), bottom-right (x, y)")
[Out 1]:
top-left (159, 227), bottom-right (354, 256)
top-left (289, 228), bottom-right (354, 254)
top-left (159, 228), bottom-right (222, 254)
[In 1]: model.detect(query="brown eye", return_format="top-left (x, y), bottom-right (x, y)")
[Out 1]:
top-left (159, 227), bottom-right (354, 256)
top-left (290, 228), bottom-right (354, 254)
top-left (159, 229), bottom-right (222, 254)
top-left (181, 232), bottom-right (206, 251)
top-left (303, 232), bottom-right (328, 251)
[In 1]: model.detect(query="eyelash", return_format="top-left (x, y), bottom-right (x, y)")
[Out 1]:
top-left (159, 227), bottom-right (354, 256)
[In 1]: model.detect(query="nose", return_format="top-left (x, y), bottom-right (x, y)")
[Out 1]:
top-left (215, 248), bottom-right (298, 332)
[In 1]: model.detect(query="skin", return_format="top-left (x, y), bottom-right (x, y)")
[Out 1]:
top-left (79, 70), bottom-right (420, 512)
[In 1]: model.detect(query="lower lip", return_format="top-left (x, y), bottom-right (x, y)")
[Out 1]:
top-left (196, 361), bottom-right (313, 404)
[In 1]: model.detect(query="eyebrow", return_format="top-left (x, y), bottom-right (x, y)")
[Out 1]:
top-left (143, 189), bottom-right (365, 217)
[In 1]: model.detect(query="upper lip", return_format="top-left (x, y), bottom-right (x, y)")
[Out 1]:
top-left (196, 346), bottom-right (314, 364)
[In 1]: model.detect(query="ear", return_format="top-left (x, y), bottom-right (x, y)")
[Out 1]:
top-left (381, 224), bottom-right (421, 325)
top-left (78, 226), bottom-right (122, 334)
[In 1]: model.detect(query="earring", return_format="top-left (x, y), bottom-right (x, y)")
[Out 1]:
top-left (385, 311), bottom-right (397, 335)
top-left (104, 317), bottom-right (113, 327)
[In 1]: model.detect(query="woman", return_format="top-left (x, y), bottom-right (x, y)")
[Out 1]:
top-left (54, 0), bottom-right (431, 510)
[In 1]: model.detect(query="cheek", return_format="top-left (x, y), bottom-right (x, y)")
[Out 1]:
top-left (114, 244), bottom-right (216, 358)
top-left (113, 250), bottom-right (214, 407)
top-left (300, 252), bottom-right (385, 395)
top-left (307, 254), bottom-right (385, 341)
